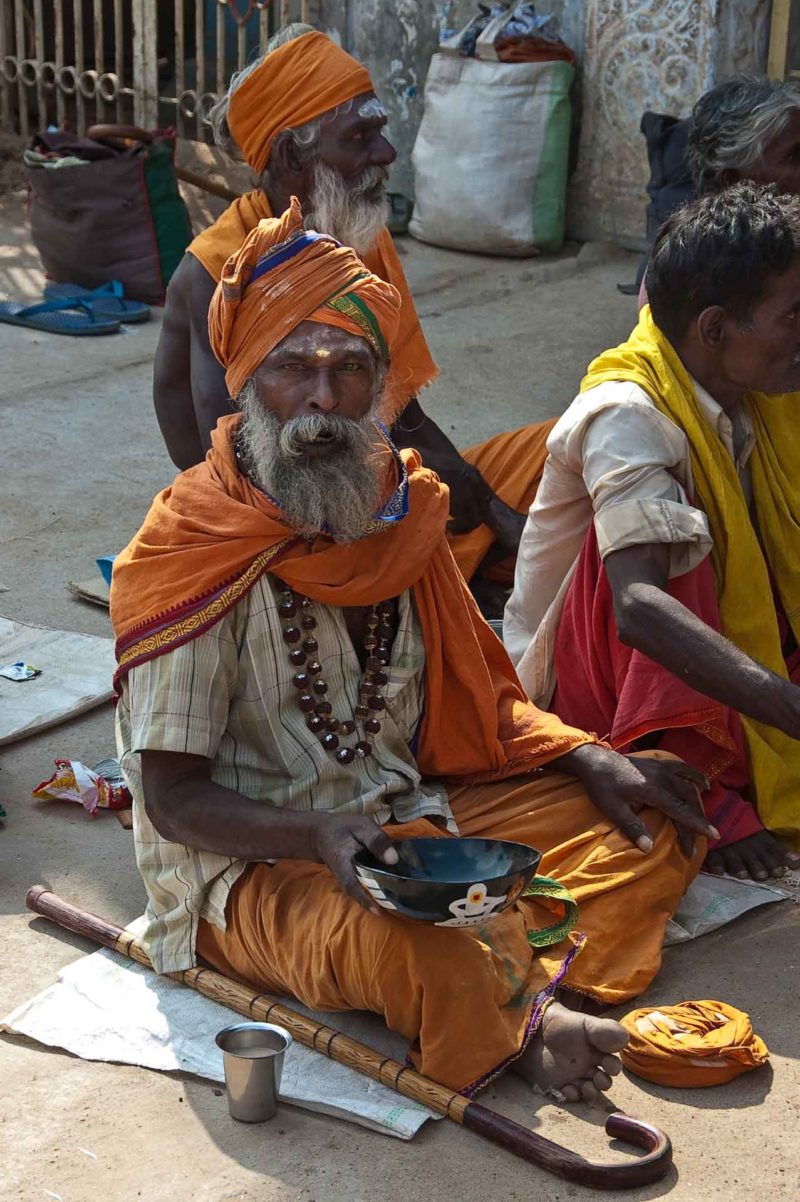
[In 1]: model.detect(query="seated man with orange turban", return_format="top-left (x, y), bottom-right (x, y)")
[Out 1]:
top-left (153, 23), bottom-right (554, 616)
top-left (117, 200), bottom-right (713, 1102)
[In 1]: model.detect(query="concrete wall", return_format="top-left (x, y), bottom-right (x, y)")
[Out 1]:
top-left (317, 0), bottom-right (771, 246)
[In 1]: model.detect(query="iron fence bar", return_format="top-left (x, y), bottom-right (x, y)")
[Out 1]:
top-left (34, 0), bottom-right (47, 130)
top-left (114, 0), bottom-right (124, 120)
top-left (0, 0), bottom-right (12, 132)
top-left (237, 18), bottom-right (246, 71)
top-left (175, 0), bottom-right (185, 135)
top-left (74, 0), bottom-right (85, 131)
top-left (93, 0), bottom-right (106, 121)
top-left (196, 0), bottom-right (206, 133)
top-left (54, 0), bottom-right (65, 126)
top-left (14, 0), bottom-right (27, 136)
top-left (259, 1), bottom-right (270, 53)
top-left (216, 0), bottom-right (225, 94)
top-left (131, 0), bottom-right (158, 127)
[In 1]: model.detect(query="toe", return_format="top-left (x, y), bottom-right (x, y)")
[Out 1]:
top-left (580, 1079), bottom-right (600, 1103)
top-left (600, 1054), bottom-right (623, 1076)
top-left (592, 1069), bottom-right (613, 1092)
top-left (583, 1014), bottom-right (629, 1055)
top-left (561, 1083), bottom-right (582, 1102)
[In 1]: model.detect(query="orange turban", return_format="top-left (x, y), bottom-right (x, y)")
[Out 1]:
top-left (620, 1000), bottom-right (769, 1088)
top-left (208, 196), bottom-right (401, 398)
top-left (228, 31), bottom-right (374, 177)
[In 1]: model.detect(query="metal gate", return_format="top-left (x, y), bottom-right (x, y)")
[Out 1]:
top-left (0, 0), bottom-right (311, 140)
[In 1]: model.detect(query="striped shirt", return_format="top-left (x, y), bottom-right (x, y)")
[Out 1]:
top-left (116, 574), bottom-right (454, 973)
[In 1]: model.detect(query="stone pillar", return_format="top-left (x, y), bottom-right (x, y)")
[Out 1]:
top-left (566, 0), bottom-right (771, 247)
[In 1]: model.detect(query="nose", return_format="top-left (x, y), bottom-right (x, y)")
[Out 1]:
top-left (306, 369), bottom-right (338, 413)
top-left (371, 132), bottom-right (397, 168)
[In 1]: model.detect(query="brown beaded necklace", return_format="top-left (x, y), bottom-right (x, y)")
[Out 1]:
top-left (274, 578), bottom-right (396, 764)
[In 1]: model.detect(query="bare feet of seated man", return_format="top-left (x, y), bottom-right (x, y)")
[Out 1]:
top-left (705, 828), bottom-right (800, 881)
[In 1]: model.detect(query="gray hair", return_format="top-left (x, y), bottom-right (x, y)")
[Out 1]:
top-left (688, 74), bottom-right (800, 194)
top-left (206, 22), bottom-right (351, 190)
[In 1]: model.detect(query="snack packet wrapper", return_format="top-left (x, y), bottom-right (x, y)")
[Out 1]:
top-left (33, 758), bottom-right (132, 814)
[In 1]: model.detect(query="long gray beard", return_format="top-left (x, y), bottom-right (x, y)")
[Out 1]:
top-left (237, 382), bottom-right (385, 543)
top-left (305, 159), bottom-right (390, 255)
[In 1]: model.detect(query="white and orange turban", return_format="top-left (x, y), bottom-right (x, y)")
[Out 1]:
top-left (228, 30), bottom-right (374, 177)
top-left (208, 197), bottom-right (401, 398)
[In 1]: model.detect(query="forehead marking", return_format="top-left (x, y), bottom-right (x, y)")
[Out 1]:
top-left (357, 97), bottom-right (387, 121)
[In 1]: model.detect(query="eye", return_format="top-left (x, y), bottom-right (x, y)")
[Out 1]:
top-left (349, 130), bottom-right (365, 143)
top-left (281, 362), bottom-right (307, 372)
top-left (338, 361), bottom-right (363, 373)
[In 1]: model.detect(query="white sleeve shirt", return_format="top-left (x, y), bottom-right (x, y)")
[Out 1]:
top-left (504, 378), bottom-right (754, 706)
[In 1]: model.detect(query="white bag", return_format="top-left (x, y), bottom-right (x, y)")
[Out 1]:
top-left (410, 53), bottom-right (574, 256)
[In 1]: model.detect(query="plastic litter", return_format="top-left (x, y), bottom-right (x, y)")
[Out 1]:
top-left (32, 758), bottom-right (131, 814)
top-left (0, 661), bottom-right (41, 681)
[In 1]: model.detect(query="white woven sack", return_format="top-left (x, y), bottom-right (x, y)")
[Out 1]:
top-left (410, 54), bottom-right (572, 256)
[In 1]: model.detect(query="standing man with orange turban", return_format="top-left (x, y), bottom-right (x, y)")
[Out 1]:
top-left (153, 23), bottom-right (554, 616)
top-left (118, 200), bottom-right (714, 1103)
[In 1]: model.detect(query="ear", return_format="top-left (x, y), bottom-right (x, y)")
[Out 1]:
top-left (696, 305), bottom-right (727, 351)
top-left (270, 132), bottom-right (305, 180)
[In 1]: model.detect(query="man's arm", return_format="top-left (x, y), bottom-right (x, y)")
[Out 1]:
top-left (141, 749), bottom-right (398, 912)
top-left (604, 542), bottom-right (800, 736)
top-left (392, 398), bottom-right (525, 550)
top-left (153, 256), bottom-right (232, 469)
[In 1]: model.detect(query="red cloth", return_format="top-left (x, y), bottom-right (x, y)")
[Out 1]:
top-left (551, 525), bottom-right (763, 848)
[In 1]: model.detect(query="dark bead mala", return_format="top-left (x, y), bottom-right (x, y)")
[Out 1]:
top-left (275, 580), bottom-right (395, 764)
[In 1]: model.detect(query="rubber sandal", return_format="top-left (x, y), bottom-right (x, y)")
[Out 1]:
top-left (44, 280), bottom-right (151, 324)
top-left (0, 296), bottom-right (120, 335)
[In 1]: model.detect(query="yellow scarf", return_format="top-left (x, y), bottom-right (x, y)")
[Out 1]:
top-left (581, 307), bottom-right (800, 845)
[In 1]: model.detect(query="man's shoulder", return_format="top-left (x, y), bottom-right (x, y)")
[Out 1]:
top-left (548, 380), bottom-right (683, 464)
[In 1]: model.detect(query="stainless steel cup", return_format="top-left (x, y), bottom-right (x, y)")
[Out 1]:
top-left (215, 1022), bottom-right (292, 1123)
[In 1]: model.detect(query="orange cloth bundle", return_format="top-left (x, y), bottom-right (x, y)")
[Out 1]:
top-left (228, 31), bottom-right (372, 177)
top-left (208, 197), bottom-right (401, 398)
top-left (620, 1000), bottom-right (769, 1087)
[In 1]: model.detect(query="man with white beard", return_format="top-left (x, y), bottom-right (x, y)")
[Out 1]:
top-left (116, 203), bottom-right (712, 1104)
top-left (153, 25), bottom-right (554, 614)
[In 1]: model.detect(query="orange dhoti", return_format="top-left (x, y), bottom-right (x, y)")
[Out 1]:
top-left (448, 420), bottom-right (557, 583)
top-left (198, 759), bottom-right (702, 1094)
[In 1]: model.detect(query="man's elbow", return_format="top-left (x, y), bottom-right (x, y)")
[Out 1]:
top-left (143, 789), bottom-right (181, 843)
top-left (613, 586), bottom-right (654, 650)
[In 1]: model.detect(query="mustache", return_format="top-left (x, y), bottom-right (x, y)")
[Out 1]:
top-left (277, 411), bottom-right (375, 457)
top-left (348, 164), bottom-right (390, 197)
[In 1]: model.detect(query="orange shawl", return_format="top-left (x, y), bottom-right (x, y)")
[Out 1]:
top-left (111, 416), bottom-right (594, 780)
top-left (189, 191), bottom-right (438, 419)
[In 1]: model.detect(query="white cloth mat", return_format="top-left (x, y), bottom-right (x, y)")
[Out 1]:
top-left (0, 617), bottom-right (114, 744)
top-left (2, 943), bottom-right (438, 1141)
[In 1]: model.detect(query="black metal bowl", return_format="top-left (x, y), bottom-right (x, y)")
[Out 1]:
top-left (354, 836), bottom-right (541, 927)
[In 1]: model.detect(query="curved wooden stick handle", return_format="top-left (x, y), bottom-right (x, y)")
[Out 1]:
top-left (25, 886), bottom-right (672, 1190)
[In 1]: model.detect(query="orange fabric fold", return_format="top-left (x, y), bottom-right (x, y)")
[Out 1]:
top-left (189, 191), bottom-right (438, 418)
top-left (620, 1000), bottom-right (769, 1087)
top-left (110, 415), bottom-right (596, 780)
top-left (207, 197), bottom-right (400, 398)
top-left (228, 31), bottom-right (372, 179)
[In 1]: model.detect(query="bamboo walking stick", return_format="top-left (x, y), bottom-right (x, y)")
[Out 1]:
top-left (26, 886), bottom-right (672, 1190)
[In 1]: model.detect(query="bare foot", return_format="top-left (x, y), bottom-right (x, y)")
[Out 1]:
top-left (514, 1001), bottom-right (628, 1102)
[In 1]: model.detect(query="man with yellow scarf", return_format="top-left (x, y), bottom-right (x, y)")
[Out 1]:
top-left (505, 182), bottom-right (800, 882)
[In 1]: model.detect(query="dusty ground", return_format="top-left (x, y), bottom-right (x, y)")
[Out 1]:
top-left (0, 185), bottom-right (797, 1202)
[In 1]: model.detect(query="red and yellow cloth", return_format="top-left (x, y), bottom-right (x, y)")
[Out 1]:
top-left (208, 197), bottom-right (400, 398)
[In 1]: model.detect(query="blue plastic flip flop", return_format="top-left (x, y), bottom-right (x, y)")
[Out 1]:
top-left (0, 296), bottom-right (121, 336)
top-left (44, 280), bottom-right (151, 324)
